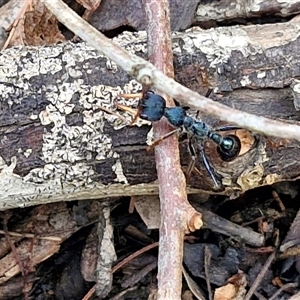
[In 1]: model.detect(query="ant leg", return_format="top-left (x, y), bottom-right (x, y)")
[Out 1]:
top-left (186, 139), bottom-right (220, 188)
top-left (215, 125), bottom-right (241, 132)
top-left (200, 146), bottom-right (220, 188)
top-left (185, 138), bottom-right (196, 178)
top-left (195, 88), bottom-right (213, 119)
top-left (146, 128), bottom-right (181, 151)
top-left (115, 103), bottom-right (140, 125)
top-left (115, 92), bottom-right (143, 125)
top-left (205, 89), bottom-right (213, 98)
top-left (117, 93), bottom-right (143, 99)
top-left (94, 106), bottom-right (129, 124)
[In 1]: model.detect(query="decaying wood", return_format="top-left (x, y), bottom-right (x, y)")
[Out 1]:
top-left (64, 0), bottom-right (300, 33)
top-left (1, 22), bottom-right (300, 211)
top-left (195, 0), bottom-right (300, 23)
top-left (88, 0), bottom-right (200, 32)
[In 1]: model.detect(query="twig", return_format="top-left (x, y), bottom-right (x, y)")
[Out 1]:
top-left (112, 242), bottom-right (159, 273)
top-left (108, 286), bottom-right (138, 300)
top-left (272, 190), bottom-right (286, 212)
top-left (2, 212), bottom-right (30, 300)
top-left (194, 206), bottom-right (265, 247)
top-left (0, 229), bottom-right (62, 241)
top-left (82, 242), bottom-right (159, 299)
top-left (244, 251), bottom-right (276, 300)
top-left (41, 0), bottom-right (300, 141)
top-left (254, 291), bottom-right (268, 300)
top-left (2, 0), bottom-right (30, 50)
top-left (204, 246), bottom-right (213, 300)
top-left (269, 282), bottom-right (298, 300)
top-left (121, 260), bottom-right (157, 288)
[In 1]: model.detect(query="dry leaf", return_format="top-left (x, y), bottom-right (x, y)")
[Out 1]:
top-left (214, 283), bottom-right (236, 300)
top-left (6, 0), bottom-right (65, 48)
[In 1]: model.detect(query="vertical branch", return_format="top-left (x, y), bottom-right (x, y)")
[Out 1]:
top-left (142, 1), bottom-right (202, 299)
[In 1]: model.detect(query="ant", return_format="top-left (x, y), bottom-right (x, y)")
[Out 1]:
top-left (116, 90), bottom-right (241, 188)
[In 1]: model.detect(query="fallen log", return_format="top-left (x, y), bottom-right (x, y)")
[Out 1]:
top-left (0, 21), bottom-right (300, 210)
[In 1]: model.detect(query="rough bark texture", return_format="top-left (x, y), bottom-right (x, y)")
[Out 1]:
top-left (195, 0), bottom-right (300, 23)
top-left (88, 0), bottom-right (201, 32)
top-left (0, 22), bottom-right (300, 210)
top-left (74, 0), bottom-right (300, 32)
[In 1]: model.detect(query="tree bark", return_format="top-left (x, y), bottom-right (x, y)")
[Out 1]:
top-left (0, 21), bottom-right (300, 210)
top-left (195, 0), bottom-right (300, 23)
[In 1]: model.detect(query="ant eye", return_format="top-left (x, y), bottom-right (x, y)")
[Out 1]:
top-left (217, 135), bottom-right (241, 161)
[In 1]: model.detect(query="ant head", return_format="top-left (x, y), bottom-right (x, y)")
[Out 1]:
top-left (138, 91), bottom-right (166, 121)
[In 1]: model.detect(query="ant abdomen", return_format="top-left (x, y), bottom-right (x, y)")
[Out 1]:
top-left (217, 135), bottom-right (241, 161)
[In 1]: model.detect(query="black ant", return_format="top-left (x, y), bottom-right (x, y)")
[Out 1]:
top-left (116, 90), bottom-right (241, 188)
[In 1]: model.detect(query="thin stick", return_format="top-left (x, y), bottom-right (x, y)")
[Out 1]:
top-left (244, 251), bottom-right (276, 300)
top-left (41, 0), bottom-right (300, 141)
top-left (204, 246), bottom-right (213, 300)
top-left (142, 1), bottom-right (191, 299)
top-left (2, 0), bottom-right (30, 50)
top-left (0, 229), bottom-right (62, 242)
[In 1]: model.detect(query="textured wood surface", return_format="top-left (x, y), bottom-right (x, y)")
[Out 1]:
top-left (195, 0), bottom-right (300, 23)
top-left (0, 22), bottom-right (300, 210)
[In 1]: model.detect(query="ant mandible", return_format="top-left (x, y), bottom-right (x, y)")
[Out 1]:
top-left (116, 90), bottom-right (241, 188)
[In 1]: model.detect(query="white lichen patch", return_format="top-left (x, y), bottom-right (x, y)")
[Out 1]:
top-left (62, 43), bottom-right (101, 67)
top-left (29, 113), bottom-right (38, 120)
top-left (240, 75), bottom-right (251, 87)
top-left (42, 82), bottom-right (81, 114)
top-left (112, 159), bottom-right (128, 184)
top-left (24, 149), bottom-right (32, 158)
top-left (86, 80), bottom-right (150, 129)
top-left (195, 1), bottom-right (237, 21)
top-left (0, 156), bottom-right (6, 171)
top-left (0, 47), bottom-right (23, 78)
top-left (146, 127), bottom-right (154, 146)
top-left (113, 31), bottom-right (147, 54)
top-left (106, 59), bottom-right (118, 73)
top-left (28, 76), bottom-right (146, 187)
top-left (0, 42), bottom-right (154, 194)
top-left (257, 71), bottom-right (266, 79)
top-left (172, 26), bottom-right (250, 68)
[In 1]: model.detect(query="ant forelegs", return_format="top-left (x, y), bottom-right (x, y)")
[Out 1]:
top-left (118, 93), bottom-right (143, 99)
top-left (115, 92), bottom-right (143, 125)
top-left (146, 128), bottom-right (181, 152)
top-left (94, 106), bottom-right (129, 124)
